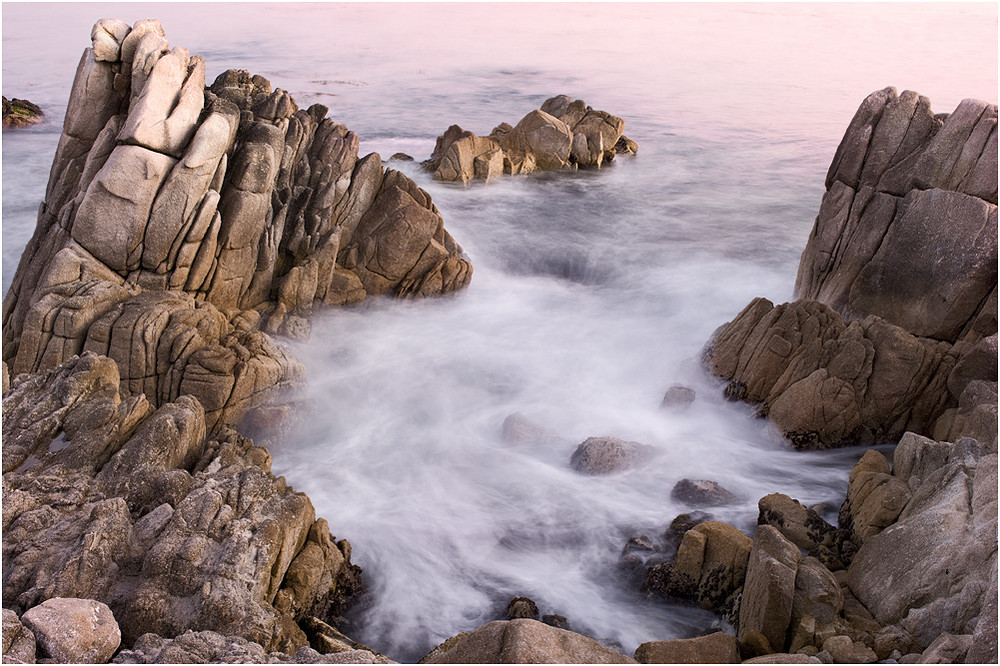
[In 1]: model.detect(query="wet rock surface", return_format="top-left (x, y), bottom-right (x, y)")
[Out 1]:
top-left (423, 95), bottom-right (636, 183)
top-left (2, 96), bottom-right (43, 128)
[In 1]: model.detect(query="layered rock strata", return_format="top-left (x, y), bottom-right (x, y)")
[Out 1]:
top-left (423, 95), bottom-right (637, 183)
top-left (2, 18), bottom-right (472, 430)
top-left (2, 353), bottom-right (362, 655)
top-left (705, 89), bottom-right (997, 450)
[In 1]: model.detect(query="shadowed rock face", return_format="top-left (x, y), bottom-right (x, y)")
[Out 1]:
top-left (2, 19), bottom-right (472, 429)
top-left (2, 352), bottom-right (362, 654)
top-left (704, 89), bottom-right (997, 449)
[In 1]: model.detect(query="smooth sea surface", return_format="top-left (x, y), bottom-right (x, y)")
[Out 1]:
top-left (3, 3), bottom-right (997, 661)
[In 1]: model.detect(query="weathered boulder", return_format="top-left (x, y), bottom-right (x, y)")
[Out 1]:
top-left (795, 88), bottom-right (997, 343)
top-left (418, 619), bottom-right (635, 664)
top-left (633, 631), bottom-right (740, 664)
top-left (845, 437), bottom-right (997, 656)
top-left (837, 450), bottom-right (909, 547)
top-left (671, 479), bottom-right (738, 507)
top-left (819, 635), bottom-right (876, 664)
top-left (660, 385), bottom-right (696, 411)
top-left (20, 597), bottom-right (121, 664)
top-left (757, 494), bottom-right (842, 566)
top-left (2, 19), bottom-right (472, 431)
top-left (570, 436), bottom-right (656, 474)
top-left (2, 96), bottom-right (43, 127)
top-left (704, 298), bottom-right (956, 449)
top-left (505, 598), bottom-right (540, 621)
top-left (2, 353), bottom-right (361, 654)
top-left (2, 609), bottom-right (36, 663)
top-left (645, 521), bottom-right (753, 610)
top-left (425, 96), bottom-right (635, 182)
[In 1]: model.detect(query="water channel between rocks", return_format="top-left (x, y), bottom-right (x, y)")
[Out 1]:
top-left (2, 3), bottom-right (996, 662)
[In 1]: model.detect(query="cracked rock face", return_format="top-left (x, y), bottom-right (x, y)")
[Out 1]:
top-left (703, 89), bottom-right (997, 450)
top-left (423, 95), bottom-right (637, 183)
top-left (2, 353), bottom-right (362, 654)
top-left (2, 18), bottom-right (472, 428)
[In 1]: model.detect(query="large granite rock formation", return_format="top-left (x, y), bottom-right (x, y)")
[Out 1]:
top-left (704, 88), bottom-right (997, 450)
top-left (423, 95), bottom-right (637, 183)
top-left (2, 353), bottom-right (362, 655)
top-left (2, 19), bottom-right (472, 430)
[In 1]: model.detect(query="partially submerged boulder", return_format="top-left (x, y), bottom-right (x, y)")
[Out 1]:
top-left (2, 96), bottom-right (43, 127)
top-left (424, 95), bottom-right (636, 183)
top-left (570, 436), bottom-right (656, 475)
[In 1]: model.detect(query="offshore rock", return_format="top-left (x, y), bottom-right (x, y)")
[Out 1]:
top-left (20, 597), bottom-right (121, 664)
top-left (2, 96), bottom-right (43, 128)
top-left (418, 619), bottom-right (636, 664)
top-left (2, 19), bottom-right (472, 430)
top-left (2, 353), bottom-right (362, 654)
top-left (424, 95), bottom-right (636, 182)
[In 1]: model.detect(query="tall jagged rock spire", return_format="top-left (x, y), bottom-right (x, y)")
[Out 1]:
top-left (2, 18), bottom-right (473, 429)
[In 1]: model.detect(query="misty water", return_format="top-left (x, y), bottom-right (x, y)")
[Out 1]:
top-left (3, 3), bottom-right (997, 662)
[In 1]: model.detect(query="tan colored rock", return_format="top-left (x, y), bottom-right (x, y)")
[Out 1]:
top-left (419, 619), bottom-right (635, 664)
top-left (647, 521), bottom-right (753, 610)
top-left (21, 598), bottom-right (121, 663)
top-left (570, 436), bottom-right (656, 475)
top-left (757, 494), bottom-right (839, 555)
top-left (790, 558), bottom-right (843, 627)
top-left (742, 655), bottom-right (822, 664)
top-left (634, 631), bottom-right (740, 663)
top-left (820, 635), bottom-right (876, 664)
top-left (502, 109), bottom-right (574, 171)
top-left (842, 450), bottom-right (910, 544)
top-left (91, 18), bottom-right (131, 62)
top-left (739, 525), bottom-right (802, 653)
top-left (2, 609), bottom-right (36, 663)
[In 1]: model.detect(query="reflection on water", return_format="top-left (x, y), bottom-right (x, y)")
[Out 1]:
top-left (1, 2), bottom-right (996, 662)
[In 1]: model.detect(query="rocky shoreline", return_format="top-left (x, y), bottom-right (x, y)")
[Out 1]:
top-left (3, 19), bottom-right (997, 666)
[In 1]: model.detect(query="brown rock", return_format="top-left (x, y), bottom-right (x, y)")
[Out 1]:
top-left (672, 479), bottom-right (738, 507)
top-left (739, 526), bottom-right (801, 653)
top-left (21, 598), bottom-right (121, 664)
top-left (2, 609), bottom-right (36, 663)
top-left (634, 631), bottom-right (739, 664)
top-left (419, 619), bottom-right (635, 663)
top-left (570, 436), bottom-right (656, 475)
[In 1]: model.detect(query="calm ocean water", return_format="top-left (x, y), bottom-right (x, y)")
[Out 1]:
top-left (3, 3), bottom-right (997, 661)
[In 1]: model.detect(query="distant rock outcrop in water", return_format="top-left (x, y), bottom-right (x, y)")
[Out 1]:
top-left (423, 95), bottom-right (638, 183)
top-left (2, 18), bottom-right (472, 430)
top-left (2, 96), bottom-right (43, 127)
top-left (705, 88), bottom-right (997, 450)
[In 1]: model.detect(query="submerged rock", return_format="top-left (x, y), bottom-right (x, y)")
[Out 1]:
top-left (671, 478), bottom-right (738, 507)
top-left (424, 95), bottom-right (636, 183)
top-left (570, 436), bottom-right (656, 474)
top-left (660, 385), bottom-right (696, 411)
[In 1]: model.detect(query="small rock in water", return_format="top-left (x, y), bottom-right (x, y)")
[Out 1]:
top-left (541, 614), bottom-right (570, 630)
top-left (388, 152), bottom-right (414, 161)
top-left (505, 597), bottom-right (539, 620)
top-left (660, 385), bottom-right (696, 411)
top-left (501, 412), bottom-right (557, 446)
top-left (2, 96), bottom-right (43, 127)
top-left (671, 478), bottom-right (738, 507)
top-left (570, 436), bottom-right (656, 474)
top-left (664, 511), bottom-right (714, 546)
